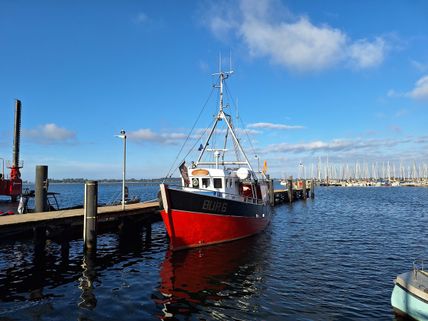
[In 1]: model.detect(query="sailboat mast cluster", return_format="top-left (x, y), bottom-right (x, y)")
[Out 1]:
top-left (293, 157), bottom-right (428, 187)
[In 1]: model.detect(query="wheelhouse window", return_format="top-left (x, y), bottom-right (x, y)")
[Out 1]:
top-left (202, 178), bottom-right (210, 188)
top-left (213, 178), bottom-right (222, 189)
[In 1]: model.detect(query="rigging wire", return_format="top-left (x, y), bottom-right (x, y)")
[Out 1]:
top-left (223, 81), bottom-right (257, 158)
top-left (162, 86), bottom-right (215, 181)
top-left (183, 117), bottom-right (216, 164)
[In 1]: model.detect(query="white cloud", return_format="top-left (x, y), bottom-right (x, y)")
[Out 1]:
top-left (247, 122), bottom-right (304, 130)
top-left (205, 0), bottom-right (387, 72)
top-left (24, 123), bottom-right (76, 144)
top-left (128, 128), bottom-right (187, 144)
top-left (394, 109), bottom-right (408, 117)
top-left (262, 137), bottom-right (413, 154)
top-left (195, 127), bottom-right (261, 136)
top-left (348, 38), bottom-right (386, 69)
top-left (387, 89), bottom-right (401, 98)
top-left (410, 60), bottom-right (428, 73)
top-left (209, 16), bottom-right (236, 39)
top-left (241, 16), bottom-right (347, 71)
top-left (407, 75), bottom-right (428, 100)
top-left (133, 12), bottom-right (149, 25)
top-left (390, 75), bottom-right (428, 101)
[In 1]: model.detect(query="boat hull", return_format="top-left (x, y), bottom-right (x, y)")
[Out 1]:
top-left (160, 187), bottom-right (271, 251)
top-left (391, 271), bottom-right (428, 321)
top-left (391, 284), bottom-right (428, 320)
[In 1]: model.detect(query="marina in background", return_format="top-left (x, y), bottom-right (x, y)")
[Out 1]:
top-left (284, 158), bottom-right (428, 187)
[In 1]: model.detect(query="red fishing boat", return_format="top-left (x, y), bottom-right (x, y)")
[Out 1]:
top-left (159, 67), bottom-right (272, 251)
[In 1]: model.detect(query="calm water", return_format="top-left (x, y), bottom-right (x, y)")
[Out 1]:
top-left (0, 185), bottom-right (427, 320)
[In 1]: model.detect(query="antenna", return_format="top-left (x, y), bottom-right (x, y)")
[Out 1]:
top-left (219, 52), bottom-right (222, 73)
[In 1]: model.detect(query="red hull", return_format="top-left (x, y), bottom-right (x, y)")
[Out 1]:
top-left (160, 209), bottom-right (270, 251)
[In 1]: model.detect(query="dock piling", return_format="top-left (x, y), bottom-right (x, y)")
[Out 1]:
top-left (266, 175), bottom-right (275, 206)
top-left (302, 180), bottom-right (307, 200)
top-left (310, 179), bottom-right (315, 199)
top-left (79, 250), bottom-right (97, 309)
top-left (83, 181), bottom-right (98, 251)
top-left (35, 165), bottom-right (48, 212)
top-left (269, 179), bottom-right (275, 206)
top-left (287, 176), bottom-right (293, 203)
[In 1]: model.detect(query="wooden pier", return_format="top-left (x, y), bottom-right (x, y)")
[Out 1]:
top-left (273, 188), bottom-right (311, 205)
top-left (0, 201), bottom-right (160, 239)
top-left (272, 179), bottom-right (314, 205)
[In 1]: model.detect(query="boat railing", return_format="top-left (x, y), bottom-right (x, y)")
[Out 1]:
top-left (413, 259), bottom-right (428, 279)
top-left (170, 185), bottom-right (264, 205)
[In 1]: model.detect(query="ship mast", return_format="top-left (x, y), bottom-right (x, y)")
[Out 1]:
top-left (195, 68), bottom-right (256, 179)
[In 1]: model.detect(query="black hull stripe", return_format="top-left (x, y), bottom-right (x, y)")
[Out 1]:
top-left (167, 187), bottom-right (271, 218)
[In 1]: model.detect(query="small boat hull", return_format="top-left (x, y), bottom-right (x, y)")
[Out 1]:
top-left (160, 186), bottom-right (271, 251)
top-left (391, 271), bottom-right (428, 321)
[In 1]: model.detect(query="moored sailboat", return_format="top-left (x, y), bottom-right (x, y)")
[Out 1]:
top-left (159, 68), bottom-right (272, 251)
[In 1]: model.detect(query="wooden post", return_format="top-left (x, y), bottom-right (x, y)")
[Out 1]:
top-left (267, 176), bottom-right (275, 206)
top-left (270, 179), bottom-right (275, 206)
top-left (35, 165), bottom-right (48, 212)
top-left (287, 176), bottom-right (293, 203)
top-left (302, 180), bottom-right (307, 200)
top-left (33, 225), bottom-right (47, 251)
top-left (84, 181), bottom-right (98, 251)
top-left (34, 165), bottom-right (48, 246)
top-left (311, 179), bottom-right (315, 199)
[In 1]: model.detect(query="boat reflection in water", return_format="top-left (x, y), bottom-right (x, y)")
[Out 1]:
top-left (156, 235), bottom-right (266, 320)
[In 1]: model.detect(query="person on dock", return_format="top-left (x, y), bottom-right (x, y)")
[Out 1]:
top-left (17, 194), bottom-right (29, 214)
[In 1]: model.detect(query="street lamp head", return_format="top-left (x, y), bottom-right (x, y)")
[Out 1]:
top-left (120, 129), bottom-right (126, 135)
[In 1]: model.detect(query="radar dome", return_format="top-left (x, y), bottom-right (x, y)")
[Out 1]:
top-left (237, 168), bottom-right (250, 180)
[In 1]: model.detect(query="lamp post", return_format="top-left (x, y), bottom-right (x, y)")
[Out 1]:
top-left (116, 129), bottom-right (127, 210)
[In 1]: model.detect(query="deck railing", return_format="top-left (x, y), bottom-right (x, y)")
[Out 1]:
top-left (413, 259), bottom-right (427, 279)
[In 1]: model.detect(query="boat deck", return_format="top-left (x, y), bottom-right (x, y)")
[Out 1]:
top-left (395, 270), bottom-right (428, 302)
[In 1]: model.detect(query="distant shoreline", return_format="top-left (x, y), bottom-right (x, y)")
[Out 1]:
top-left (21, 178), bottom-right (181, 185)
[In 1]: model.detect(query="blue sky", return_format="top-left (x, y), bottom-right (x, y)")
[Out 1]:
top-left (0, 0), bottom-right (427, 179)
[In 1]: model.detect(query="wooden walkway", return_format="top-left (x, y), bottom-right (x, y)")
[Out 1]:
top-left (0, 201), bottom-right (160, 238)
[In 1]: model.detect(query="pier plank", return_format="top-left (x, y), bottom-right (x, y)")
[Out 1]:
top-left (0, 202), bottom-right (160, 236)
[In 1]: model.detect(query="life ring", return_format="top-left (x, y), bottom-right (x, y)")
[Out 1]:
top-left (192, 178), bottom-right (199, 187)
